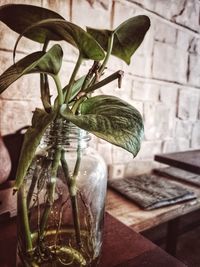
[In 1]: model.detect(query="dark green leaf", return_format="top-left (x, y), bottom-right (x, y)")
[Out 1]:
top-left (0, 44), bottom-right (63, 94)
top-left (0, 4), bottom-right (64, 43)
top-left (13, 109), bottom-right (55, 192)
top-left (15, 19), bottom-right (105, 60)
top-left (67, 75), bottom-right (86, 101)
top-left (87, 15), bottom-right (150, 64)
top-left (60, 95), bottom-right (144, 156)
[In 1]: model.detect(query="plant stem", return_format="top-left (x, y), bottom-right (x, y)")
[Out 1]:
top-left (18, 183), bottom-right (33, 252)
top-left (64, 53), bottom-right (83, 105)
top-left (39, 148), bottom-right (61, 237)
top-left (61, 146), bottom-right (82, 247)
top-left (70, 147), bottom-right (82, 247)
top-left (99, 33), bottom-right (114, 76)
top-left (85, 70), bottom-right (124, 94)
top-left (53, 75), bottom-right (64, 109)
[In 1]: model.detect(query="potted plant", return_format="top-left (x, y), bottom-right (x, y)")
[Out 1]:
top-left (0, 4), bottom-right (150, 267)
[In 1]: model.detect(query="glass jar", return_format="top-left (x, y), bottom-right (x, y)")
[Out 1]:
top-left (17, 118), bottom-right (107, 267)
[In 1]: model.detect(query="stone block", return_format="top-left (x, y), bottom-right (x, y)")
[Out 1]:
top-left (175, 119), bottom-right (192, 139)
top-left (112, 145), bottom-right (133, 164)
top-left (144, 102), bottom-right (171, 140)
top-left (112, 0), bottom-right (139, 29)
top-left (125, 159), bottom-right (161, 177)
top-left (152, 42), bottom-right (188, 84)
top-left (129, 100), bottom-right (143, 116)
top-left (0, 99), bottom-right (41, 135)
top-left (174, 0), bottom-right (200, 33)
top-left (188, 53), bottom-right (200, 87)
top-left (176, 30), bottom-right (193, 52)
top-left (191, 121), bottom-right (200, 148)
top-left (162, 138), bottom-right (190, 153)
top-left (72, 0), bottom-right (111, 28)
top-left (43, 0), bottom-right (70, 20)
top-left (132, 81), bottom-right (159, 102)
top-left (154, 21), bottom-right (177, 44)
top-left (136, 140), bottom-right (162, 160)
top-left (154, 0), bottom-right (188, 21)
top-left (97, 142), bottom-right (113, 165)
top-left (159, 85), bottom-right (178, 105)
top-left (178, 89), bottom-right (199, 121)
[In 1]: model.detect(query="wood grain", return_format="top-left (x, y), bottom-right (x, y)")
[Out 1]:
top-left (106, 185), bottom-right (200, 232)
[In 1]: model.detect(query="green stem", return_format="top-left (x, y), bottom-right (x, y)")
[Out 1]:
top-left (85, 70), bottom-right (124, 94)
top-left (40, 148), bottom-right (61, 237)
top-left (61, 149), bottom-right (70, 186)
top-left (18, 183), bottom-right (33, 252)
top-left (61, 144), bottom-right (82, 247)
top-left (70, 147), bottom-right (82, 247)
top-left (64, 53), bottom-right (83, 105)
top-left (53, 75), bottom-right (64, 110)
top-left (40, 40), bottom-right (51, 112)
top-left (99, 33), bottom-right (114, 76)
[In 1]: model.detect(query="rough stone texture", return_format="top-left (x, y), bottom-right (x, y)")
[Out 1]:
top-left (152, 42), bottom-right (188, 84)
top-left (174, 0), bottom-right (200, 33)
top-left (154, 21), bottom-right (177, 44)
top-left (175, 119), bottom-right (193, 139)
top-left (0, 100), bottom-right (41, 135)
top-left (72, 0), bottom-right (111, 28)
top-left (178, 89), bottom-right (200, 121)
top-left (159, 85), bottom-right (178, 105)
top-left (188, 53), bottom-right (200, 87)
top-left (163, 138), bottom-right (190, 153)
top-left (132, 81), bottom-right (159, 102)
top-left (136, 140), bottom-right (162, 160)
top-left (144, 103), bottom-right (171, 140)
top-left (125, 160), bottom-right (161, 177)
top-left (191, 121), bottom-right (200, 148)
top-left (1, 0), bottom-right (200, 177)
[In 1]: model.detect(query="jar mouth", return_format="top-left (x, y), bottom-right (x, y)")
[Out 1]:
top-left (41, 119), bottom-right (91, 149)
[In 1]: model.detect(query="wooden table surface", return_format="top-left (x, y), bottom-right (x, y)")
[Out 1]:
top-left (0, 213), bottom-right (185, 267)
top-left (106, 184), bottom-right (200, 232)
top-left (155, 149), bottom-right (200, 175)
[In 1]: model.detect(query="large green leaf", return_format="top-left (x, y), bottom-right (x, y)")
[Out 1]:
top-left (0, 44), bottom-right (63, 94)
top-left (60, 95), bottom-right (144, 156)
top-left (0, 4), bottom-right (64, 43)
top-left (87, 15), bottom-right (150, 64)
top-left (14, 19), bottom-right (105, 60)
top-left (13, 109), bottom-right (55, 192)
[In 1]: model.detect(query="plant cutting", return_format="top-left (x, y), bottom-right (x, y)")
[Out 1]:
top-left (0, 4), bottom-right (150, 267)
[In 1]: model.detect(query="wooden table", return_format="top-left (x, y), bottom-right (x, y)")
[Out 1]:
top-left (106, 150), bottom-right (200, 256)
top-left (106, 181), bottom-right (200, 256)
top-left (0, 213), bottom-right (185, 267)
top-left (155, 149), bottom-right (200, 175)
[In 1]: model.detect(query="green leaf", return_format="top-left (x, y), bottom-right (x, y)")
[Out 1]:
top-left (67, 75), bottom-right (86, 101)
top-left (87, 15), bottom-right (150, 64)
top-left (14, 19), bottom-right (105, 60)
top-left (13, 109), bottom-right (55, 192)
top-left (0, 4), bottom-right (64, 43)
top-left (0, 44), bottom-right (63, 94)
top-left (60, 95), bottom-right (144, 156)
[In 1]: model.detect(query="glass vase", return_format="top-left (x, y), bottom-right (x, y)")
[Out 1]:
top-left (16, 119), bottom-right (107, 267)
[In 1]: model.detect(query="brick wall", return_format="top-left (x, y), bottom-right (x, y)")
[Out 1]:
top-left (1, 0), bottom-right (200, 178)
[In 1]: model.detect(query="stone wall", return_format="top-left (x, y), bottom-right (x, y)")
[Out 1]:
top-left (1, 0), bottom-right (200, 178)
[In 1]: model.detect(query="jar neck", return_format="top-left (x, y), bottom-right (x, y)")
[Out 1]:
top-left (41, 118), bottom-right (90, 151)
